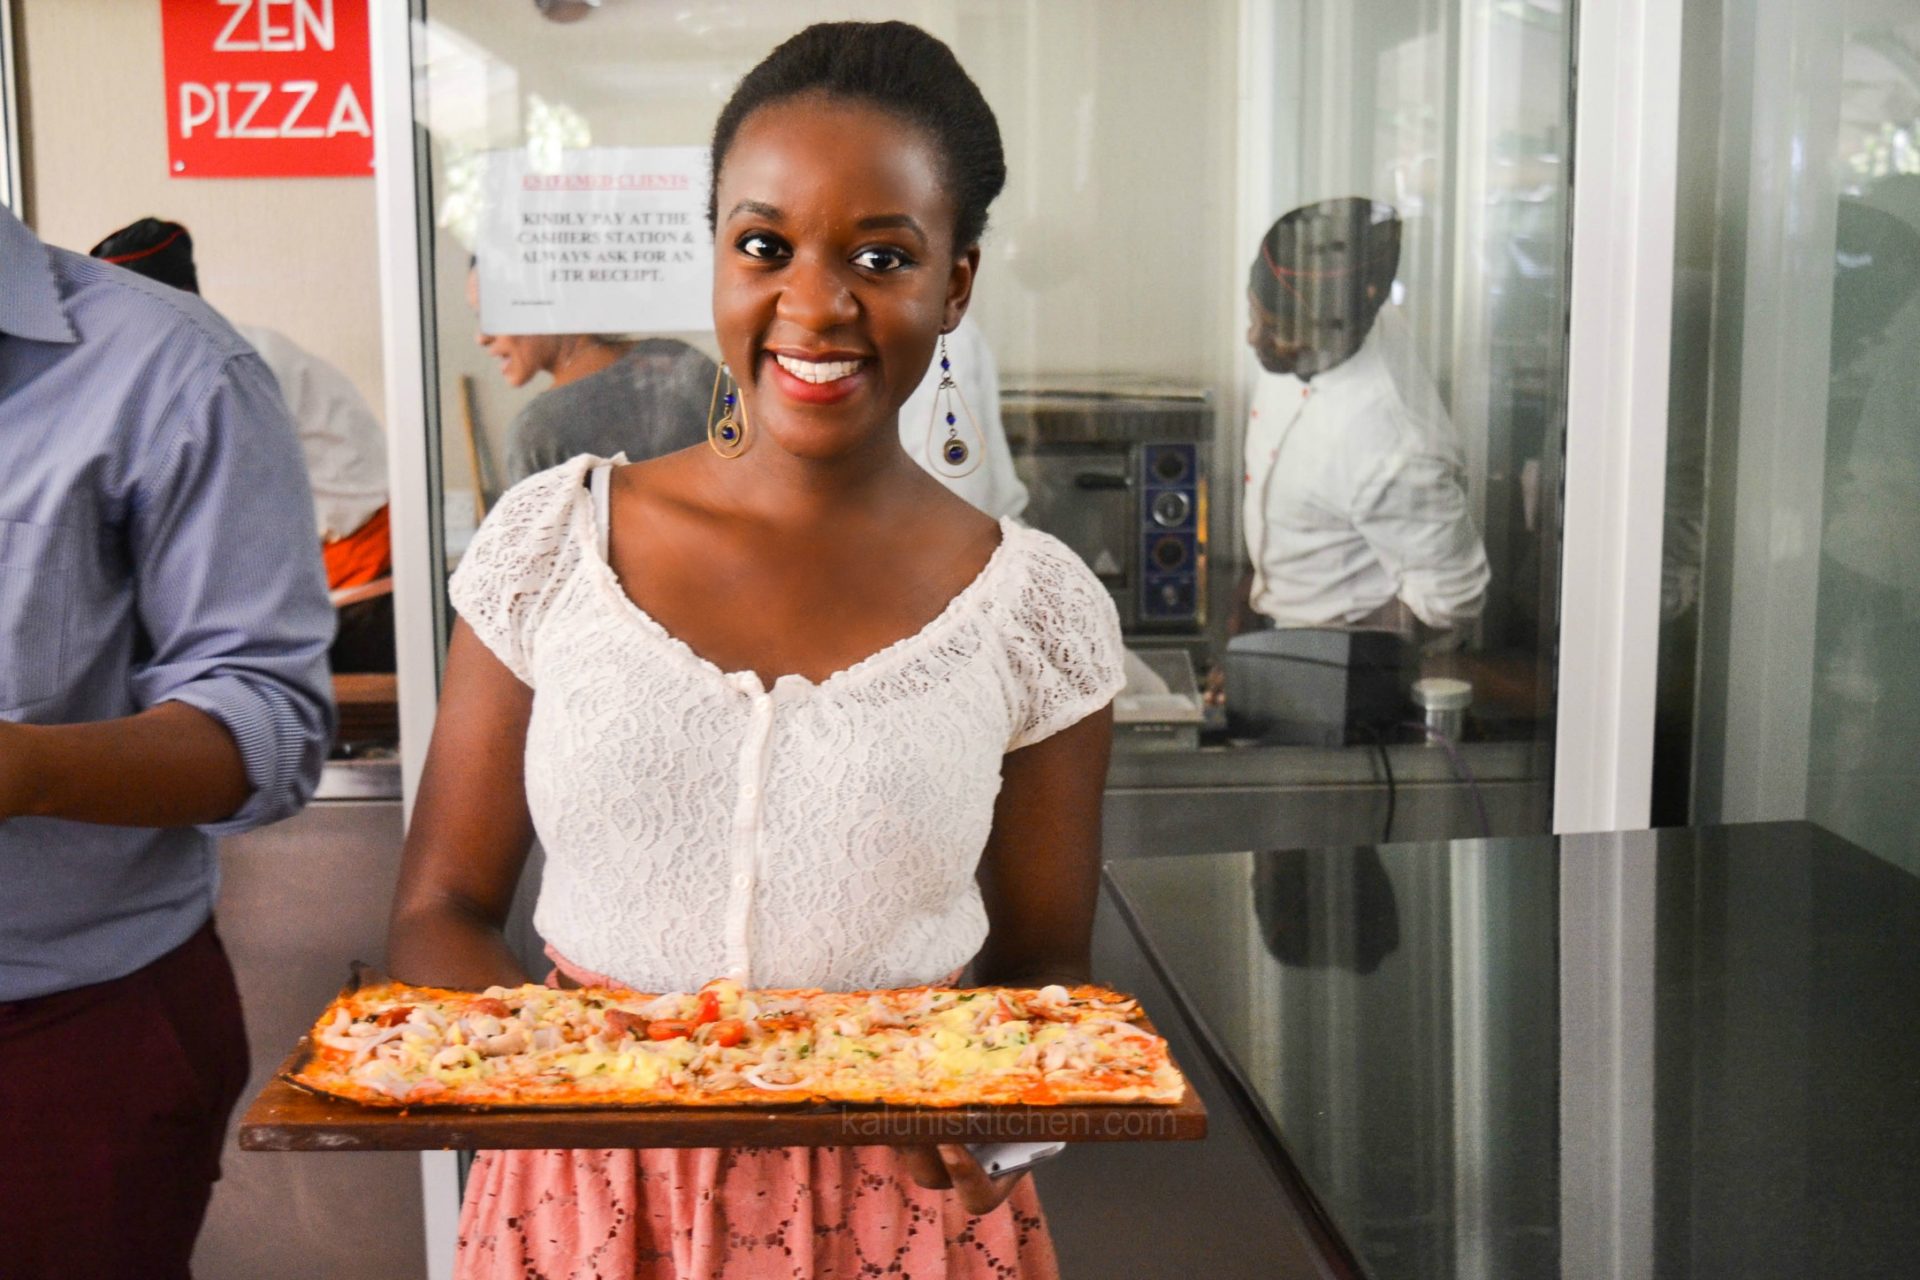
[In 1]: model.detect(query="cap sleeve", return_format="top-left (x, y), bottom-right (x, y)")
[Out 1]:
top-left (446, 458), bottom-right (591, 686)
top-left (991, 528), bottom-right (1127, 752)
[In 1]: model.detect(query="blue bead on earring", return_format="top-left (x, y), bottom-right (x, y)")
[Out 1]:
top-left (925, 334), bottom-right (982, 479)
top-left (707, 363), bottom-right (749, 459)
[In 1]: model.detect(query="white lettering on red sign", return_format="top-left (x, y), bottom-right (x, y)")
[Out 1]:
top-left (163, 0), bottom-right (370, 177)
top-left (178, 80), bottom-right (369, 141)
top-left (181, 0), bottom-right (365, 143)
top-left (213, 0), bottom-right (337, 54)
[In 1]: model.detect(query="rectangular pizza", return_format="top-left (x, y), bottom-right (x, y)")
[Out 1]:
top-left (291, 977), bottom-right (1188, 1110)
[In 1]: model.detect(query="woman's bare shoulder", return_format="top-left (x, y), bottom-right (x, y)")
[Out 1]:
top-left (607, 447), bottom-right (717, 521)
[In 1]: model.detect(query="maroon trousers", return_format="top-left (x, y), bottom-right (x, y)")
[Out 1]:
top-left (0, 922), bottom-right (250, 1280)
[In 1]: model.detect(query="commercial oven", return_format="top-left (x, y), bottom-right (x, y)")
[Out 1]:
top-left (999, 379), bottom-right (1213, 637)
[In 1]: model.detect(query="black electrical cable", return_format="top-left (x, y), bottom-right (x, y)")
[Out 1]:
top-left (1360, 723), bottom-right (1396, 843)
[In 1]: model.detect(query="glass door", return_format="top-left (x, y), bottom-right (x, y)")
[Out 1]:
top-left (393, 0), bottom-right (1576, 857)
top-left (1662, 0), bottom-right (1920, 878)
top-left (373, 4), bottom-right (1593, 1276)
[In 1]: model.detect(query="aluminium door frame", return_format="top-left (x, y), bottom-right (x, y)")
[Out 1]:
top-left (376, 1), bottom-right (1688, 839)
top-left (1, 0), bottom-right (23, 212)
top-left (1552, 0), bottom-right (1684, 834)
top-left (368, 3), bottom-right (458, 1277)
top-left (370, 0), bottom-right (1687, 1269)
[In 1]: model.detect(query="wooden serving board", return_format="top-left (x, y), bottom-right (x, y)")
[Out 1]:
top-left (241, 966), bottom-right (1205, 1151)
top-left (240, 1028), bottom-right (1206, 1153)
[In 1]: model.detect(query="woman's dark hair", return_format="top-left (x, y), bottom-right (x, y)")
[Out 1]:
top-left (708, 21), bottom-right (1006, 251)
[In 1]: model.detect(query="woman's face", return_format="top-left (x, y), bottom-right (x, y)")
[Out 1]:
top-left (711, 94), bottom-right (976, 462)
top-left (466, 267), bottom-right (564, 389)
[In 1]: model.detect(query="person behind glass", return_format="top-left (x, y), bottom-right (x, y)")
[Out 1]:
top-left (1233, 197), bottom-right (1489, 646)
top-left (0, 206), bottom-right (334, 1279)
top-left (464, 264), bottom-right (713, 484)
top-left (389, 22), bottom-right (1118, 1280)
top-left (88, 217), bottom-right (395, 672)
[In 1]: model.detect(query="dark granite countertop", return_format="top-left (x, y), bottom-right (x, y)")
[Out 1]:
top-left (1106, 822), bottom-right (1920, 1279)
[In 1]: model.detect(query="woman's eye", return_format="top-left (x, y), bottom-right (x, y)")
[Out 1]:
top-left (852, 246), bottom-right (913, 272)
top-left (736, 233), bottom-right (789, 261)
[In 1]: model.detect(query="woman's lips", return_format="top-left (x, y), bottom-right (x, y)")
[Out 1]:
top-left (763, 352), bottom-right (870, 405)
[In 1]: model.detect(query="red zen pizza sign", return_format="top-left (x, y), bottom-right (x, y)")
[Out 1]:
top-left (161, 0), bottom-right (374, 178)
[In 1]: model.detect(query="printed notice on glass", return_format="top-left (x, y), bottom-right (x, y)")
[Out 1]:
top-left (477, 147), bottom-right (712, 335)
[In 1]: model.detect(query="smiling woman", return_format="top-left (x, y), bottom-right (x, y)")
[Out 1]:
top-left (387, 20), bottom-right (1121, 1280)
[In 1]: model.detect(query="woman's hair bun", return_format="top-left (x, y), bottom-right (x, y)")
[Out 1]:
top-left (709, 21), bottom-right (1006, 251)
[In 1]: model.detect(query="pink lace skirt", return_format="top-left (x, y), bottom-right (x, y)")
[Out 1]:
top-left (452, 953), bottom-right (1062, 1280)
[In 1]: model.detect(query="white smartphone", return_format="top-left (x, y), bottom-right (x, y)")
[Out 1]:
top-left (964, 1140), bottom-right (1067, 1177)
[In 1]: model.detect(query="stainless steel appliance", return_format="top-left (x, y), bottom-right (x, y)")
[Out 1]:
top-left (1000, 379), bottom-right (1211, 635)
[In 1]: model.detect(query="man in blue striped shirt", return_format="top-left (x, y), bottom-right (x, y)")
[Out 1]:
top-left (0, 203), bottom-right (335, 1278)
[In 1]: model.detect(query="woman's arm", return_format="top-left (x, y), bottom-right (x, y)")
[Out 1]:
top-left (969, 703), bottom-right (1115, 988)
top-left (385, 620), bottom-right (539, 990)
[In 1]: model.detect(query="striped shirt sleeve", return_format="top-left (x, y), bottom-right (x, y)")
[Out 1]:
top-left (127, 351), bottom-right (337, 834)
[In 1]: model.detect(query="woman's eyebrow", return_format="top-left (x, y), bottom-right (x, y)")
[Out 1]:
top-left (726, 199), bottom-right (783, 222)
top-left (856, 213), bottom-right (928, 245)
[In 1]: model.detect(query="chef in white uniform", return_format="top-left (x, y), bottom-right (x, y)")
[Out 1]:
top-left (1238, 198), bottom-right (1488, 641)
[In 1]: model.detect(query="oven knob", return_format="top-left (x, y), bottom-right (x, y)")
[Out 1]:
top-left (1150, 491), bottom-right (1192, 528)
top-left (1151, 448), bottom-right (1190, 484)
top-left (1151, 536), bottom-right (1188, 571)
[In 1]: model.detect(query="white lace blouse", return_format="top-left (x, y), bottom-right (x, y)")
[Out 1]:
top-left (447, 455), bottom-right (1125, 994)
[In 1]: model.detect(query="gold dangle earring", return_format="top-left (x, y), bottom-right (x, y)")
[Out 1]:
top-left (924, 334), bottom-right (983, 479)
top-left (706, 362), bottom-right (750, 459)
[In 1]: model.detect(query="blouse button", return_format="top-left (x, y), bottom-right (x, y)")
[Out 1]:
top-left (741, 782), bottom-right (759, 799)
top-left (733, 872), bottom-right (751, 889)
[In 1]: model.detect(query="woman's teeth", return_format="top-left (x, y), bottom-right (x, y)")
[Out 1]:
top-left (774, 354), bottom-right (865, 384)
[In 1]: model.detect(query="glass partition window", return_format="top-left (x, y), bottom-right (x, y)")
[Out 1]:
top-left (1664, 0), bottom-right (1920, 876)
top-left (409, 0), bottom-right (1572, 850)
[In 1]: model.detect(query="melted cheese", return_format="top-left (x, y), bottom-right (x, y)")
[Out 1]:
top-left (323, 981), bottom-right (1176, 1103)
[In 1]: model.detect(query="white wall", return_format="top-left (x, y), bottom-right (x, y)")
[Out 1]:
top-left (16, 0), bottom-right (384, 421)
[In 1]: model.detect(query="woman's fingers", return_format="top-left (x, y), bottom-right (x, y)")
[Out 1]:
top-left (934, 1143), bottom-right (1028, 1216)
top-left (895, 1144), bottom-right (1031, 1213)
top-left (893, 1144), bottom-right (954, 1190)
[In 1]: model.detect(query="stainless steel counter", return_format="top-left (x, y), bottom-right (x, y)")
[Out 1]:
top-left (1104, 740), bottom-right (1552, 857)
top-left (316, 736), bottom-right (1553, 859)
top-left (316, 757), bottom-right (403, 800)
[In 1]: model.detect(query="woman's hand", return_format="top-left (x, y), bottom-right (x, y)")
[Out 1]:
top-left (893, 1144), bottom-right (1030, 1215)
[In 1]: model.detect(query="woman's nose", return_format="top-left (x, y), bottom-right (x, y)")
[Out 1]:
top-left (776, 256), bottom-right (859, 331)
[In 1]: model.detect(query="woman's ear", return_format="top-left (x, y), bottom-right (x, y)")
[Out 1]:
top-left (943, 245), bottom-right (982, 332)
